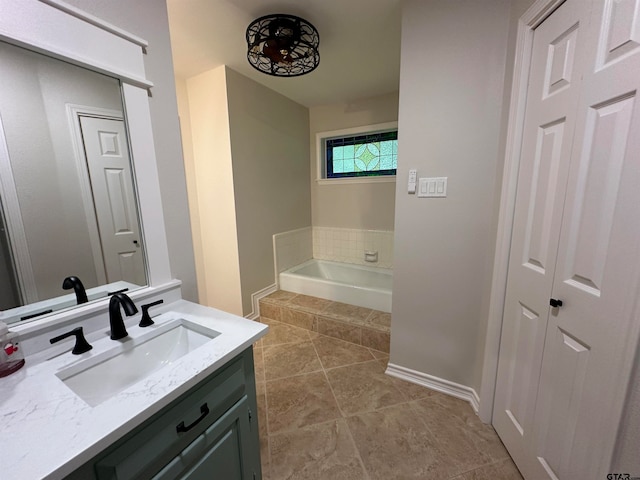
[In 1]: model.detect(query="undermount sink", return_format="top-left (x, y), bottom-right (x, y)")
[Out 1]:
top-left (56, 318), bottom-right (220, 407)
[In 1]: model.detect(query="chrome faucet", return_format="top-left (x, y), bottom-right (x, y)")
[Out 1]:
top-left (109, 293), bottom-right (138, 340)
top-left (62, 276), bottom-right (88, 304)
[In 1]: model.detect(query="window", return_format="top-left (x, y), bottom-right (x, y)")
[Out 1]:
top-left (317, 123), bottom-right (398, 182)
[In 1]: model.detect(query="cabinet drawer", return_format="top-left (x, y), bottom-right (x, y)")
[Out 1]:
top-left (95, 352), bottom-right (250, 480)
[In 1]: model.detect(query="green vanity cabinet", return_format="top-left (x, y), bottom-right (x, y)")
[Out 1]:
top-left (67, 347), bottom-right (262, 480)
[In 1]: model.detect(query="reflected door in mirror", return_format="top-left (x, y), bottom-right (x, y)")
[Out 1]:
top-left (80, 116), bottom-right (145, 286)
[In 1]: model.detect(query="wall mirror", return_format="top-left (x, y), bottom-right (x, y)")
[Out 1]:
top-left (0, 40), bottom-right (148, 325)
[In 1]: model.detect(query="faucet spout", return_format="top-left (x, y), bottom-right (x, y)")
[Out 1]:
top-left (62, 276), bottom-right (88, 304)
top-left (109, 293), bottom-right (138, 340)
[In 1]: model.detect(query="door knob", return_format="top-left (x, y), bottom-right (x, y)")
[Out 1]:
top-left (549, 298), bottom-right (563, 308)
top-left (133, 240), bottom-right (139, 246)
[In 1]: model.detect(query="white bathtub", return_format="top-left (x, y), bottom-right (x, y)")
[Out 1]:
top-left (279, 259), bottom-right (392, 313)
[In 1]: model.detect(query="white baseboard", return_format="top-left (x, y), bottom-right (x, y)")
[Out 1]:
top-left (246, 283), bottom-right (278, 320)
top-left (386, 362), bottom-right (481, 415)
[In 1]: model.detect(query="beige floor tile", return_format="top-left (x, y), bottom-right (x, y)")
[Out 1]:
top-left (326, 359), bottom-right (407, 415)
top-left (322, 302), bottom-right (372, 323)
top-left (312, 335), bottom-right (375, 369)
top-left (256, 381), bottom-right (267, 436)
top-left (382, 364), bottom-right (443, 402)
top-left (260, 438), bottom-right (270, 480)
top-left (410, 396), bottom-right (510, 476)
top-left (346, 404), bottom-right (455, 479)
top-left (261, 320), bottom-right (311, 347)
top-left (368, 348), bottom-right (390, 360)
top-left (269, 419), bottom-right (367, 480)
top-left (391, 377), bottom-right (442, 401)
top-left (256, 381), bottom-right (270, 479)
top-left (254, 293), bottom-right (521, 480)
top-left (451, 458), bottom-right (523, 480)
top-left (253, 347), bottom-right (265, 384)
top-left (363, 310), bottom-right (392, 332)
top-left (263, 341), bottom-right (322, 380)
top-left (266, 371), bottom-right (342, 434)
top-left (288, 294), bottom-right (332, 313)
top-left (307, 329), bottom-right (322, 339)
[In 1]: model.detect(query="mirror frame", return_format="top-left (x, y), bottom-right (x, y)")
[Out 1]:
top-left (0, 0), bottom-right (173, 330)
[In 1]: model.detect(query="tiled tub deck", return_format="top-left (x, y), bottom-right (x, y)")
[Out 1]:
top-left (259, 290), bottom-right (390, 353)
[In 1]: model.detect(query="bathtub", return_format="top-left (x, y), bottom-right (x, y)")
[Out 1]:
top-left (279, 259), bottom-right (392, 313)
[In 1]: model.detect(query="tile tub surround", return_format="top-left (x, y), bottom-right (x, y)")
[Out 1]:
top-left (273, 227), bottom-right (313, 274)
top-left (259, 290), bottom-right (391, 353)
top-left (253, 318), bottom-right (522, 480)
top-left (313, 226), bottom-right (394, 268)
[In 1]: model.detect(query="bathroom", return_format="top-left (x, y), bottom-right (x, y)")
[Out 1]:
top-left (1, 0), bottom-right (639, 479)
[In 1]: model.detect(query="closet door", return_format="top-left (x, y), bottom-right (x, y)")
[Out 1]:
top-left (492, 0), bottom-right (591, 476)
top-left (494, 0), bottom-right (640, 478)
top-left (530, 0), bottom-right (640, 478)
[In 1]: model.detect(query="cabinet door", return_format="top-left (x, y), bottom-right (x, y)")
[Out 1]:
top-left (153, 396), bottom-right (261, 480)
top-left (179, 426), bottom-right (244, 480)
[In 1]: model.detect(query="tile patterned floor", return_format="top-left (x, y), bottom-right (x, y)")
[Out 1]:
top-left (254, 317), bottom-right (523, 480)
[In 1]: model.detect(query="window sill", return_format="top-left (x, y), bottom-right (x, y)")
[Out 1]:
top-left (316, 176), bottom-right (396, 186)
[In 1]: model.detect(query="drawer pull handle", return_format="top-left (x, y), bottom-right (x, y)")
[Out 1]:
top-left (176, 403), bottom-right (210, 433)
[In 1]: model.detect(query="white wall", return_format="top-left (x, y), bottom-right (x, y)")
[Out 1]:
top-left (182, 67), bottom-right (243, 315)
top-left (65, 0), bottom-right (199, 303)
top-left (175, 78), bottom-right (208, 305)
top-left (391, 0), bottom-right (510, 390)
top-left (310, 93), bottom-right (398, 230)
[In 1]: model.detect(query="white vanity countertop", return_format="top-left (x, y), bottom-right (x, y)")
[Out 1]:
top-left (0, 300), bottom-right (268, 480)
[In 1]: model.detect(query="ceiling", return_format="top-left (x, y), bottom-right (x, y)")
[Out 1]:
top-left (166, 0), bottom-right (402, 107)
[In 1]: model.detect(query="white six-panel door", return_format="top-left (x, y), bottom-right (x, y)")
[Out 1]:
top-left (493, 0), bottom-right (640, 478)
top-left (80, 116), bottom-right (146, 286)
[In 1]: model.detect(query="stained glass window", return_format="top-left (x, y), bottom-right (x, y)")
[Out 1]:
top-left (325, 130), bottom-right (397, 178)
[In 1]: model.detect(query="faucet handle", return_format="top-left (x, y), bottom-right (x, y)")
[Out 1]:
top-left (50, 327), bottom-right (92, 355)
top-left (139, 299), bottom-right (164, 327)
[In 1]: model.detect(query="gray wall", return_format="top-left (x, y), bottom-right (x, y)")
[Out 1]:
top-left (226, 68), bottom-right (311, 314)
top-left (0, 212), bottom-right (19, 309)
top-left (65, 0), bottom-right (198, 303)
top-left (179, 67), bottom-right (311, 316)
top-left (390, 0), bottom-right (510, 390)
top-left (310, 92), bottom-right (399, 230)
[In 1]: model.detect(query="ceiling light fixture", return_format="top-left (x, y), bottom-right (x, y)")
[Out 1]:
top-left (246, 14), bottom-right (320, 77)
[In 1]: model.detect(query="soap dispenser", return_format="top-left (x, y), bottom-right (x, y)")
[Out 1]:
top-left (0, 321), bottom-right (25, 377)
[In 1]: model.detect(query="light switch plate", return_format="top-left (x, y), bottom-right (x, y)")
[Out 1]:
top-left (418, 177), bottom-right (447, 197)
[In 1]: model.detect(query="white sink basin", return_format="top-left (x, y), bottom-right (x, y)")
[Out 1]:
top-left (56, 319), bottom-right (220, 406)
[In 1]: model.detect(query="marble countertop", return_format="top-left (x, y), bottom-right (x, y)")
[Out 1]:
top-left (0, 300), bottom-right (268, 480)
